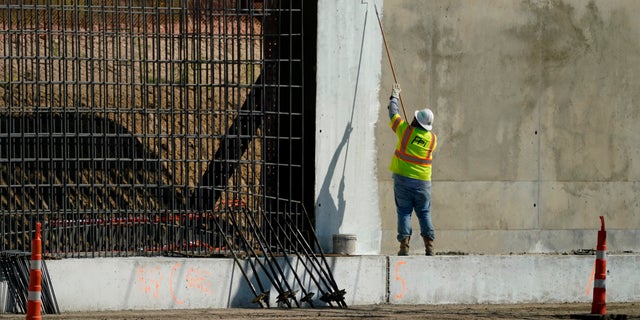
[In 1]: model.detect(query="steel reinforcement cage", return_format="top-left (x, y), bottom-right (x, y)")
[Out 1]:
top-left (0, 0), bottom-right (316, 259)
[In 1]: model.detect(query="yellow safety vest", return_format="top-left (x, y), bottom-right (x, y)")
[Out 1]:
top-left (389, 114), bottom-right (437, 181)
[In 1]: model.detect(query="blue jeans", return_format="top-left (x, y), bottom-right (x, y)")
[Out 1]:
top-left (393, 174), bottom-right (435, 242)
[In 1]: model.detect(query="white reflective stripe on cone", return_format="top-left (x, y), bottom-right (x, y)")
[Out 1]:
top-left (28, 291), bottom-right (41, 301)
top-left (596, 250), bottom-right (606, 260)
top-left (594, 279), bottom-right (606, 289)
top-left (30, 260), bottom-right (42, 270)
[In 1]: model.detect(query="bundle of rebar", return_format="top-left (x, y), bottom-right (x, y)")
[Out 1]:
top-left (0, 251), bottom-right (59, 315)
top-left (211, 203), bottom-right (347, 308)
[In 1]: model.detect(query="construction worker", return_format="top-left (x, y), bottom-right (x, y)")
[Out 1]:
top-left (386, 83), bottom-right (437, 256)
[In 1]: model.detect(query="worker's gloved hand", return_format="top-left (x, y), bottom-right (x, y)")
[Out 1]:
top-left (391, 83), bottom-right (401, 99)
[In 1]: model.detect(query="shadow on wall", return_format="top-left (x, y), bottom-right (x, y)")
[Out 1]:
top-left (316, 2), bottom-right (370, 251)
top-left (0, 111), bottom-right (180, 212)
top-left (316, 124), bottom-right (353, 250)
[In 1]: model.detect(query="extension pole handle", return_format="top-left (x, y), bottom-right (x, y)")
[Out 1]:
top-left (375, 4), bottom-right (408, 120)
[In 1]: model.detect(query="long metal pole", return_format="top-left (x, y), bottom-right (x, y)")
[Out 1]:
top-left (296, 205), bottom-right (347, 307)
top-left (243, 208), bottom-right (318, 307)
top-left (225, 207), bottom-right (298, 308)
top-left (259, 203), bottom-right (342, 306)
top-left (209, 212), bottom-right (269, 307)
top-left (374, 4), bottom-right (408, 120)
top-left (245, 207), bottom-right (333, 307)
top-left (290, 224), bottom-right (347, 307)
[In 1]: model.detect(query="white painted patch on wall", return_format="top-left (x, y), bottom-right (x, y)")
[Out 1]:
top-left (531, 240), bottom-right (551, 253)
top-left (315, 0), bottom-right (383, 254)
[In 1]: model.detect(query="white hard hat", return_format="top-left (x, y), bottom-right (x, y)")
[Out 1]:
top-left (414, 108), bottom-right (434, 130)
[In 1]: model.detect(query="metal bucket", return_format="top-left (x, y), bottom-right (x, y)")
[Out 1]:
top-left (332, 234), bottom-right (357, 255)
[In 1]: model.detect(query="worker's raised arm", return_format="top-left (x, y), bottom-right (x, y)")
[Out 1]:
top-left (388, 83), bottom-right (401, 119)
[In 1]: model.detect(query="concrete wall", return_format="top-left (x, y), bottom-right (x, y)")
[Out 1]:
top-left (316, 0), bottom-right (640, 255)
top-left (12, 255), bottom-right (638, 312)
top-left (315, 0), bottom-right (383, 254)
top-left (387, 254), bottom-right (640, 304)
top-left (40, 256), bottom-right (386, 311)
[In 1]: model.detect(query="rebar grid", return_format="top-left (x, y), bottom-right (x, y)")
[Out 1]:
top-left (0, 0), bottom-right (309, 259)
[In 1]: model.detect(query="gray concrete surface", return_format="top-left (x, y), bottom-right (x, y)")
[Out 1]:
top-left (2, 254), bottom-right (636, 312)
top-left (374, 0), bottom-right (640, 255)
top-left (314, 0), bottom-right (640, 255)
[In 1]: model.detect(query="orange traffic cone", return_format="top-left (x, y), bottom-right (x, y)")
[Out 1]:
top-left (590, 216), bottom-right (606, 315)
top-left (25, 222), bottom-right (42, 320)
top-left (571, 216), bottom-right (626, 320)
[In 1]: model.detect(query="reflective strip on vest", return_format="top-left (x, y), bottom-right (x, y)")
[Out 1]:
top-left (391, 115), bottom-right (402, 132)
top-left (394, 150), bottom-right (433, 165)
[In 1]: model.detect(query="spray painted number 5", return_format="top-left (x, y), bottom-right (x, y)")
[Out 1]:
top-left (395, 260), bottom-right (407, 300)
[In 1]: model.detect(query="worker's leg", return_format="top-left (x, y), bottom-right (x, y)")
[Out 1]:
top-left (414, 181), bottom-right (435, 241)
top-left (394, 181), bottom-right (414, 242)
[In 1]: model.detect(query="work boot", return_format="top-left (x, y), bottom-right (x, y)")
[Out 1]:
top-left (423, 236), bottom-right (435, 256)
top-left (398, 237), bottom-right (410, 256)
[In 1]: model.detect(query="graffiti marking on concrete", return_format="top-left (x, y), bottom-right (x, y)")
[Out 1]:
top-left (137, 263), bottom-right (213, 303)
top-left (394, 260), bottom-right (407, 300)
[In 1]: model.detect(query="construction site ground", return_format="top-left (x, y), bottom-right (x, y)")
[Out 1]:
top-left (2, 303), bottom-right (639, 319)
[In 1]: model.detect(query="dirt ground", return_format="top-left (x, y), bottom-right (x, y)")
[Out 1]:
top-left (2, 303), bottom-right (639, 320)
